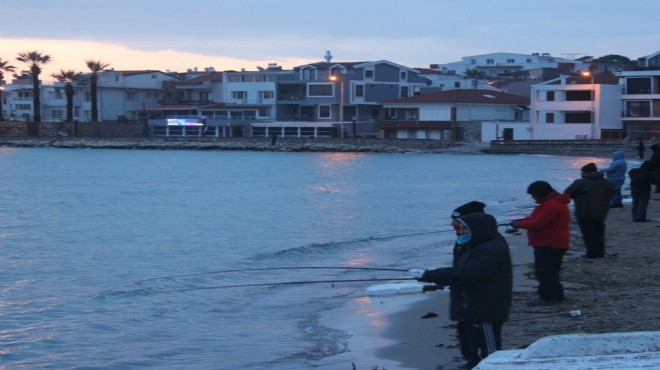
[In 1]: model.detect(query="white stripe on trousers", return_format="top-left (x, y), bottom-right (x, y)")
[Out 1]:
top-left (480, 322), bottom-right (498, 355)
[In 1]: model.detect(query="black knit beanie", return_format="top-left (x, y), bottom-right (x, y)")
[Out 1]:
top-left (527, 181), bottom-right (554, 199)
top-left (451, 201), bottom-right (486, 219)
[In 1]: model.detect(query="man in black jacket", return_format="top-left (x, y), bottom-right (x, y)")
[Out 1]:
top-left (564, 162), bottom-right (615, 258)
top-left (651, 144), bottom-right (660, 193)
top-left (410, 212), bottom-right (512, 369)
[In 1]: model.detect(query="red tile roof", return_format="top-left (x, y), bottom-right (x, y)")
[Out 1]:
top-left (381, 89), bottom-right (530, 105)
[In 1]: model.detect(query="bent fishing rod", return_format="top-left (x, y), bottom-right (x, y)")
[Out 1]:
top-left (155, 277), bottom-right (418, 294)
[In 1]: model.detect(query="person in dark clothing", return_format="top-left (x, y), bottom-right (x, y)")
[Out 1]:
top-left (410, 211), bottom-right (512, 369)
top-left (629, 160), bottom-right (656, 222)
top-left (564, 163), bottom-right (615, 258)
top-left (602, 150), bottom-right (627, 208)
top-left (651, 144), bottom-right (660, 193)
top-left (637, 141), bottom-right (646, 159)
top-left (510, 181), bottom-right (569, 305)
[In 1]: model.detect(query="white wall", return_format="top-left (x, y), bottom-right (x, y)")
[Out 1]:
top-left (532, 123), bottom-right (592, 140)
top-left (419, 106), bottom-right (452, 120)
top-left (598, 85), bottom-right (623, 129)
top-left (481, 122), bottom-right (532, 141)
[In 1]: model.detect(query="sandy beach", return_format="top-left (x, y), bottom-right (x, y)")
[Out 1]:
top-left (378, 190), bottom-right (660, 370)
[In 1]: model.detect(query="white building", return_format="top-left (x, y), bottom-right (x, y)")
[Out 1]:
top-left (530, 74), bottom-right (622, 140)
top-left (434, 52), bottom-right (590, 77)
top-left (617, 51), bottom-right (660, 140)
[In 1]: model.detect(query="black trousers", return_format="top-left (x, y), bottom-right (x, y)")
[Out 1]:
top-left (577, 218), bottom-right (606, 258)
top-left (533, 246), bottom-right (566, 301)
top-left (631, 191), bottom-right (651, 221)
top-left (457, 321), bottom-right (503, 369)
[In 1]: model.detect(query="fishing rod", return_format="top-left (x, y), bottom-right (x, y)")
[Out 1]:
top-left (156, 277), bottom-right (417, 294)
top-left (133, 266), bottom-right (409, 283)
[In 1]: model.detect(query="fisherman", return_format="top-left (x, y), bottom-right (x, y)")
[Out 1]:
top-left (410, 208), bottom-right (512, 369)
top-left (637, 140), bottom-right (646, 160)
top-left (564, 163), bottom-right (615, 258)
top-left (510, 181), bottom-right (569, 305)
top-left (602, 150), bottom-right (627, 208)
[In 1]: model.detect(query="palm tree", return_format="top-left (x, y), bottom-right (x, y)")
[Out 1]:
top-left (85, 60), bottom-right (110, 122)
top-left (51, 69), bottom-right (82, 123)
top-left (462, 68), bottom-right (487, 89)
top-left (0, 58), bottom-right (17, 121)
top-left (16, 51), bottom-right (52, 122)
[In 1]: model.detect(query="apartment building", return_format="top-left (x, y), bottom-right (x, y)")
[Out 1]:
top-left (618, 67), bottom-right (660, 140)
top-left (434, 52), bottom-right (590, 77)
top-left (530, 73), bottom-right (621, 140)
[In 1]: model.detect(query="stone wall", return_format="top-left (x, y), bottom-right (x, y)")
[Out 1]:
top-left (0, 121), bottom-right (149, 138)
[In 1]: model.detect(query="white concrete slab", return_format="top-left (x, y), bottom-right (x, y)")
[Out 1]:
top-left (475, 331), bottom-right (660, 369)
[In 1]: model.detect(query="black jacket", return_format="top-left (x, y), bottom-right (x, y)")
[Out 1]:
top-left (421, 213), bottom-right (512, 323)
top-left (629, 161), bottom-right (657, 195)
top-left (564, 171), bottom-right (615, 220)
top-left (651, 144), bottom-right (660, 171)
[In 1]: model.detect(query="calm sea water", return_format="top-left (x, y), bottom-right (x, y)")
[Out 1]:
top-left (0, 148), bottom-right (607, 369)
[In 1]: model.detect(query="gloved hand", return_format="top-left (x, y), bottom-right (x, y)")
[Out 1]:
top-left (408, 269), bottom-right (426, 281)
top-left (508, 219), bottom-right (520, 229)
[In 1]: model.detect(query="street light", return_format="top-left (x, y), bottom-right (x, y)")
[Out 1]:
top-left (329, 75), bottom-right (345, 137)
top-left (581, 71), bottom-right (596, 139)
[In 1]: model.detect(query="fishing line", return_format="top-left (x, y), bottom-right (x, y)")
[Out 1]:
top-left (156, 277), bottom-right (417, 294)
top-left (133, 266), bottom-right (409, 283)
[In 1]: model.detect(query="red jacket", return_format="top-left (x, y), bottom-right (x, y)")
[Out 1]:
top-left (516, 191), bottom-right (570, 249)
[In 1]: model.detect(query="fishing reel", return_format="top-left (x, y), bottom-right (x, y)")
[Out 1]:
top-left (505, 225), bottom-right (520, 234)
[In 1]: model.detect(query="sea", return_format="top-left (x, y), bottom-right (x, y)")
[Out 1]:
top-left (0, 147), bottom-right (619, 369)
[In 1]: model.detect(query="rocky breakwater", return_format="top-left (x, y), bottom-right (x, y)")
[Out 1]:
top-left (0, 137), bottom-right (454, 153)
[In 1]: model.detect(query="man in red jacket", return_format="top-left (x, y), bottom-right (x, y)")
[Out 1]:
top-left (510, 181), bottom-right (570, 306)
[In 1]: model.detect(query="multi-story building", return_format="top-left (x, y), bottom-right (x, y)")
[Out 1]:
top-left (380, 89), bottom-right (529, 140)
top-left (530, 73), bottom-right (622, 140)
top-left (617, 54), bottom-right (660, 141)
top-left (434, 52), bottom-right (590, 77)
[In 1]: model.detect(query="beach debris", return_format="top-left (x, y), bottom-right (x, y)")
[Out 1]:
top-left (421, 311), bottom-right (439, 319)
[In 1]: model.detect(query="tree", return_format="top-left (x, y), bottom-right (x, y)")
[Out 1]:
top-left (16, 51), bottom-right (52, 123)
top-left (85, 60), bottom-right (110, 122)
top-left (462, 68), bottom-right (487, 89)
top-left (0, 58), bottom-right (17, 121)
top-left (51, 69), bottom-right (82, 123)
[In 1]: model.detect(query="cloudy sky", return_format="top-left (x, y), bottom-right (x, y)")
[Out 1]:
top-left (1, 0), bottom-right (658, 81)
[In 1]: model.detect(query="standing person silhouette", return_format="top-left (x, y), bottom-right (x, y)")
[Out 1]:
top-left (602, 150), bottom-right (627, 208)
top-left (564, 163), bottom-right (615, 258)
top-left (629, 161), bottom-right (656, 222)
top-left (637, 140), bottom-right (646, 160)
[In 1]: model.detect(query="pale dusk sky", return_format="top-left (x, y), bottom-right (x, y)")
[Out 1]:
top-left (1, 0), bottom-right (659, 82)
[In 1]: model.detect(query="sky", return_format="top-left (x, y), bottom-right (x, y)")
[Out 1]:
top-left (1, 0), bottom-right (659, 82)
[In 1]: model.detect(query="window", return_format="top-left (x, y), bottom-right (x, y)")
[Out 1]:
top-left (626, 78), bottom-right (652, 94)
top-left (400, 71), bottom-right (407, 80)
top-left (318, 105), bottom-right (331, 119)
top-left (52, 109), bottom-right (64, 119)
top-left (307, 84), bottom-right (333, 97)
top-left (565, 112), bottom-right (592, 123)
top-left (16, 104), bottom-right (31, 110)
top-left (547, 91), bottom-right (555, 101)
top-left (470, 59), bottom-right (476, 65)
top-left (545, 112), bottom-right (554, 123)
top-left (232, 91), bottom-right (247, 100)
top-left (355, 84), bottom-right (364, 98)
top-left (486, 59), bottom-right (494, 64)
top-left (454, 82), bottom-right (460, 88)
top-left (627, 101), bottom-right (651, 117)
top-left (566, 90), bottom-right (592, 101)
top-left (400, 86), bottom-right (409, 97)
top-left (507, 59), bottom-right (515, 63)
top-left (526, 58), bottom-right (532, 63)
top-left (364, 70), bottom-right (374, 79)
top-left (127, 92), bottom-right (137, 101)
top-left (259, 91), bottom-right (274, 100)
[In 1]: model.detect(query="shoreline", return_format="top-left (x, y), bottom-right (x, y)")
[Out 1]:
top-left (376, 193), bottom-right (660, 369)
top-left (0, 137), bottom-right (638, 159)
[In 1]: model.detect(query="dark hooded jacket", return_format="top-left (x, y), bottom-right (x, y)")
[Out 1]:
top-left (421, 213), bottom-right (512, 323)
top-left (564, 171), bottom-right (616, 220)
top-left (629, 161), bottom-right (657, 194)
top-left (651, 144), bottom-right (660, 172)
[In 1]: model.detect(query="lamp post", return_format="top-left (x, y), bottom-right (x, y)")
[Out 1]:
top-left (581, 71), bottom-right (596, 139)
top-left (330, 75), bottom-right (345, 138)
